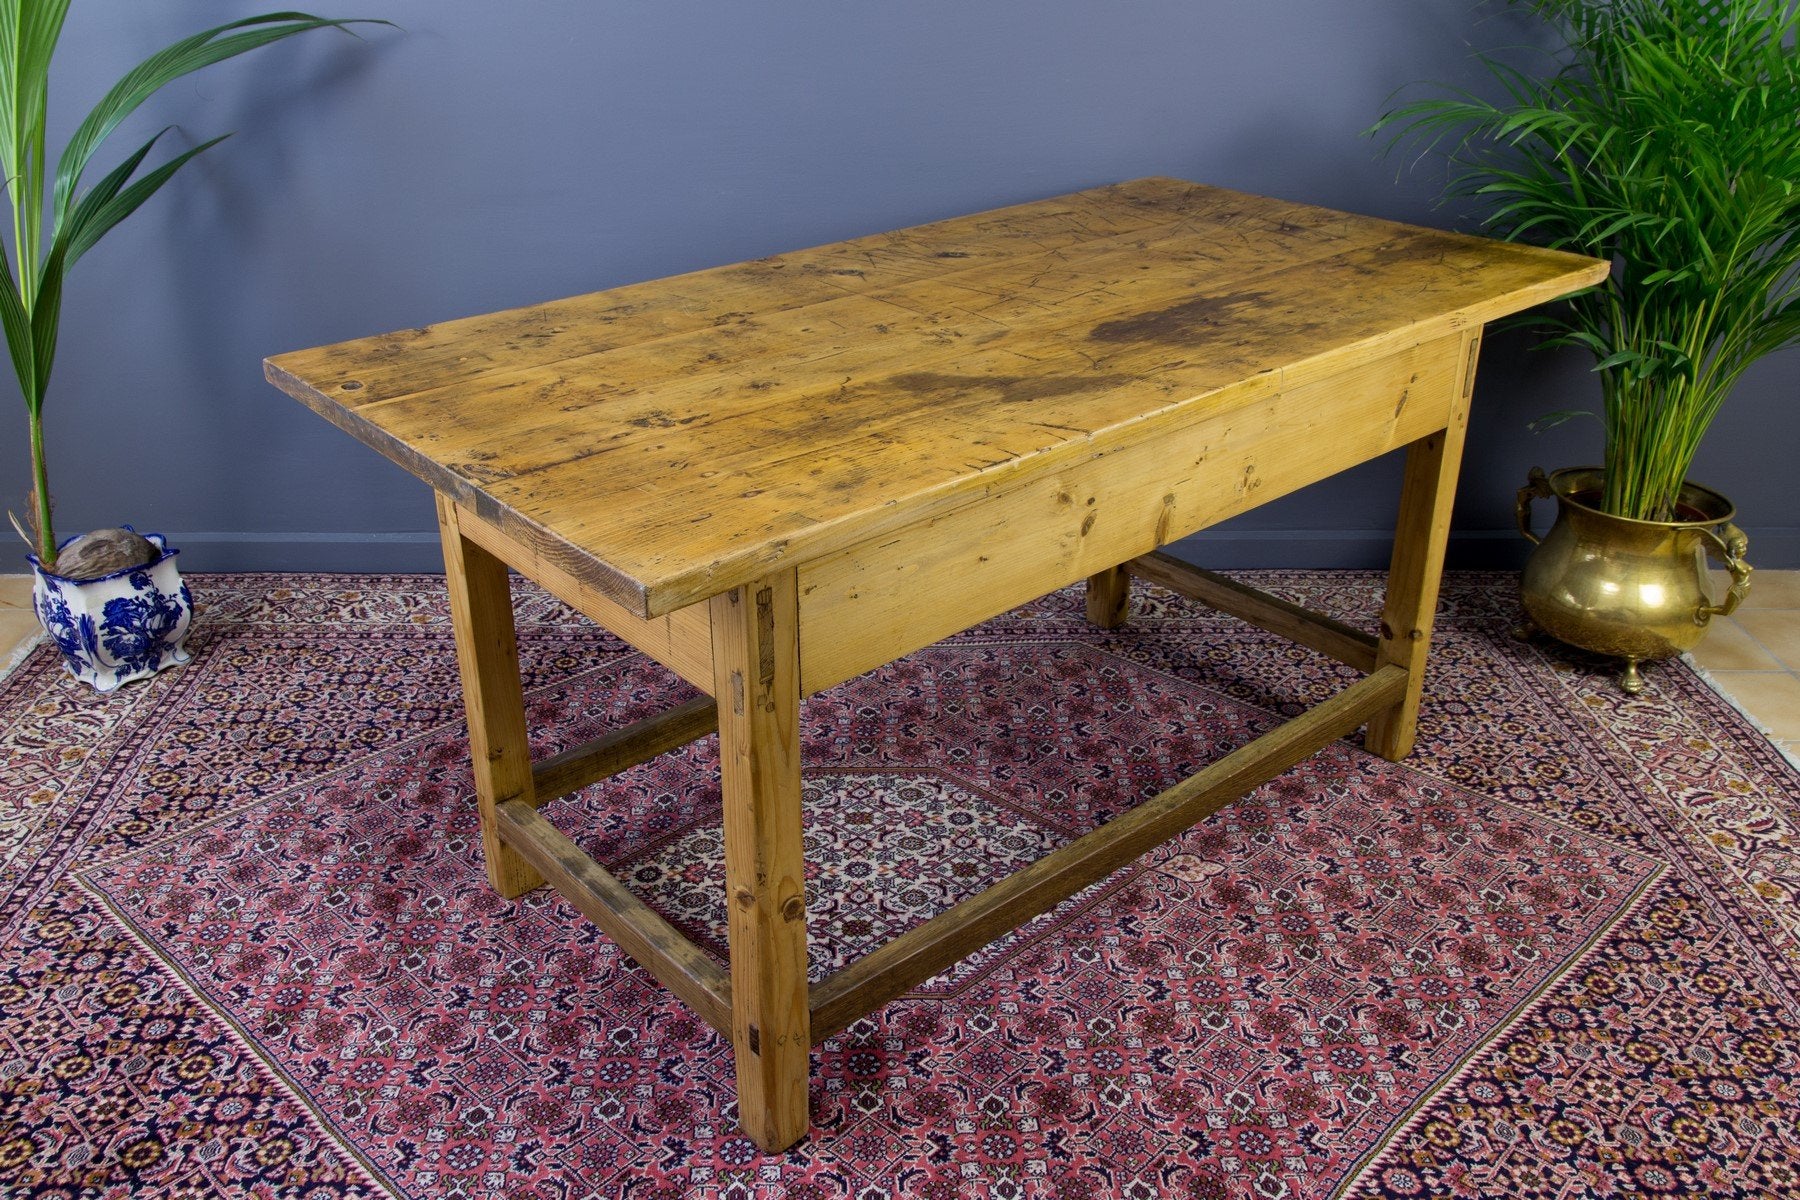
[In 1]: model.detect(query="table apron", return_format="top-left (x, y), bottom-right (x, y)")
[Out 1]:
top-left (796, 330), bottom-right (1464, 694)
top-left (454, 502), bottom-right (717, 695)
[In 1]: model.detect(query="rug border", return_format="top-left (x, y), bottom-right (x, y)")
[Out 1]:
top-left (1517, 636), bottom-right (1800, 1013)
top-left (1331, 861), bottom-right (1668, 1199)
top-left (75, 871), bottom-right (404, 1199)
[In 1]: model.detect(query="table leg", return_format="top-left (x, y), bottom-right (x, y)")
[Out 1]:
top-left (710, 570), bottom-right (811, 1151)
top-left (1085, 564), bottom-right (1131, 629)
top-left (1366, 331), bottom-right (1480, 761)
top-left (437, 495), bottom-right (544, 898)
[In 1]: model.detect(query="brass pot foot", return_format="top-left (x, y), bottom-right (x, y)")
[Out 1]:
top-left (1618, 657), bottom-right (1645, 695)
top-left (1511, 618), bottom-right (1540, 643)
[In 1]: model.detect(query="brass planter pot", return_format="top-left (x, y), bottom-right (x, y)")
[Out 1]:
top-left (1517, 466), bottom-right (1752, 693)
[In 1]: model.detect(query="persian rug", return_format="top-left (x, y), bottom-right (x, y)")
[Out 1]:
top-left (1, 570), bottom-right (1797, 1200)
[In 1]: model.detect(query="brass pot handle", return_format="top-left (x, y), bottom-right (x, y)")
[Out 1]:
top-left (1699, 522), bottom-right (1752, 620)
top-left (1516, 467), bottom-right (1553, 546)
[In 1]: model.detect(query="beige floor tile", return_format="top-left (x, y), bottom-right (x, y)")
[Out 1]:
top-left (1735, 608), bottom-right (1800, 671)
top-left (1708, 568), bottom-right (1799, 611)
top-left (1743, 569), bottom-right (1800, 610)
top-left (1689, 617), bottom-right (1781, 672)
top-left (0, 607), bottom-right (41, 660)
top-left (1702, 670), bottom-right (1800, 741)
top-left (0, 574), bottom-right (33, 608)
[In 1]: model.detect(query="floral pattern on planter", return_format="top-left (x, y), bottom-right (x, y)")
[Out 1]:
top-left (28, 530), bottom-right (193, 692)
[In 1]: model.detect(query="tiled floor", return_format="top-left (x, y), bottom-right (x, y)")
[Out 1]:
top-left (0, 574), bottom-right (38, 664)
top-left (1690, 568), bottom-right (1800, 762)
top-left (3, 571), bottom-right (1798, 761)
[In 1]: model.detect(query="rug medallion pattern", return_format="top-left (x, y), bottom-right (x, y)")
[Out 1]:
top-left (0, 572), bottom-right (1796, 1198)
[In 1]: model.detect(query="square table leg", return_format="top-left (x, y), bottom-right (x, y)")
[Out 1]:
top-left (709, 570), bottom-right (812, 1151)
top-left (1085, 564), bottom-right (1132, 630)
top-left (1366, 330), bottom-right (1481, 761)
top-left (437, 494), bottom-right (544, 898)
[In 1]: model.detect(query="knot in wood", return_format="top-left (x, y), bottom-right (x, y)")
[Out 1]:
top-left (780, 895), bottom-right (806, 922)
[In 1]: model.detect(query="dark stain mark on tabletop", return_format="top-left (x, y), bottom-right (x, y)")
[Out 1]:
top-left (1087, 291), bottom-right (1268, 344)
top-left (454, 461), bottom-right (513, 484)
top-left (889, 371), bottom-right (1132, 405)
top-left (627, 410), bottom-right (709, 429)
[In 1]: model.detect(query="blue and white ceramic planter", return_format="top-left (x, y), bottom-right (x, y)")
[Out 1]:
top-left (28, 531), bottom-right (193, 692)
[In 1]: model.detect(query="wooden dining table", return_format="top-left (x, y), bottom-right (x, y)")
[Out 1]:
top-left (266, 178), bottom-right (1606, 1152)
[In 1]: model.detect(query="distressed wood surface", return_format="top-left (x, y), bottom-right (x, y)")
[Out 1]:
top-left (710, 573), bottom-right (811, 1151)
top-left (269, 179), bottom-right (1606, 619)
top-left (1366, 331), bottom-right (1482, 759)
top-left (437, 495), bottom-right (543, 898)
top-left (793, 332), bottom-right (1460, 694)
top-left (1127, 551), bottom-right (1379, 673)
top-left (494, 800), bottom-right (733, 1036)
top-left (451, 499), bottom-right (716, 693)
top-left (809, 664), bottom-right (1410, 1041)
top-left (530, 695), bottom-right (718, 805)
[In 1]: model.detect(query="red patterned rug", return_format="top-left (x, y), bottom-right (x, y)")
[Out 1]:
top-left (2, 570), bottom-right (1797, 1199)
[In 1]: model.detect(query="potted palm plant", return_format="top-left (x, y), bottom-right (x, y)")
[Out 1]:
top-left (4, 5), bottom-right (383, 691)
top-left (1378, 0), bottom-right (1797, 692)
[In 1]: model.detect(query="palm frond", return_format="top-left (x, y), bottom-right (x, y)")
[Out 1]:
top-left (63, 133), bottom-right (231, 268)
top-left (52, 14), bottom-right (389, 230)
top-left (0, 8), bottom-right (387, 564)
top-left (1374, 0), bottom-right (1800, 521)
top-left (0, 233), bottom-right (33, 401)
top-left (0, 0), bottom-right (71, 307)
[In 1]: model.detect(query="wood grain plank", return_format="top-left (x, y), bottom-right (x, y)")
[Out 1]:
top-left (710, 572), bottom-right (811, 1151)
top-left (271, 181), bottom-right (1608, 620)
top-left (436, 495), bottom-right (542, 897)
top-left (1365, 330), bottom-right (1481, 759)
top-left (452, 499), bottom-right (714, 690)
top-left (272, 197), bottom-right (1398, 492)
top-left (1127, 551), bottom-right (1379, 672)
top-left (267, 178), bottom-right (1275, 405)
top-left (809, 665), bottom-right (1410, 1040)
top-left (469, 232), bottom-right (1603, 616)
top-left (494, 800), bottom-right (732, 1036)
top-left (531, 696), bottom-right (718, 804)
top-left (794, 334), bottom-right (1460, 694)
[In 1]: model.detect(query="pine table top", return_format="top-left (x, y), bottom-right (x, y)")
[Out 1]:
top-left (266, 178), bottom-right (1606, 618)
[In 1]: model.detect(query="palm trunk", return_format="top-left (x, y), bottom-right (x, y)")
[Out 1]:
top-left (27, 405), bottom-right (55, 566)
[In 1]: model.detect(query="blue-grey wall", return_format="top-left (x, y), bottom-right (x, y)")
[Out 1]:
top-left (14, 1), bottom-right (1796, 572)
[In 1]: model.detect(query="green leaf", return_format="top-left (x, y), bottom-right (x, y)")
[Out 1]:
top-left (53, 13), bottom-right (391, 230)
top-left (1593, 350), bottom-right (1646, 372)
top-left (0, 0), bottom-right (72, 305)
top-left (1527, 408), bottom-right (1596, 432)
top-left (0, 235), bottom-right (35, 403)
top-left (63, 134), bottom-right (231, 268)
top-left (1374, 0), bottom-right (1800, 520)
top-left (27, 236), bottom-right (63, 398)
top-left (0, 0), bottom-right (70, 179)
top-left (52, 125), bottom-right (170, 245)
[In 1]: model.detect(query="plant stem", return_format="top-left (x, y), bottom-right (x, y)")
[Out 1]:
top-left (27, 405), bottom-right (55, 565)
